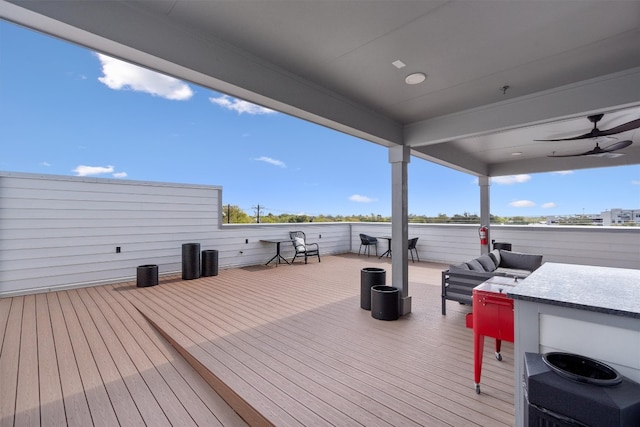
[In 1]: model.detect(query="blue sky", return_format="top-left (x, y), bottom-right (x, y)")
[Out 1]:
top-left (1, 20), bottom-right (638, 217)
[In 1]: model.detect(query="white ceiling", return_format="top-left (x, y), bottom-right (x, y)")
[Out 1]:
top-left (3, 0), bottom-right (640, 176)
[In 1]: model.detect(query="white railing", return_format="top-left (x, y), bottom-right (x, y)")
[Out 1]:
top-left (2, 221), bottom-right (638, 297)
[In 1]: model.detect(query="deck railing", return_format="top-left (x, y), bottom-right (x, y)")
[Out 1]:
top-left (2, 221), bottom-right (638, 297)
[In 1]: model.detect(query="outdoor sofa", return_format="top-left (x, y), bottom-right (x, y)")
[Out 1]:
top-left (441, 249), bottom-right (543, 314)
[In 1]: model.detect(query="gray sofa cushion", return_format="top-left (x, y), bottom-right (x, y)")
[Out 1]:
top-left (489, 249), bottom-right (501, 266)
top-left (466, 259), bottom-right (485, 272)
top-left (476, 254), bottom-right (497, 272)
top-left (448, 263), bottom-right (470, 273)
top-left (499, 250), bottom-right (543, 271)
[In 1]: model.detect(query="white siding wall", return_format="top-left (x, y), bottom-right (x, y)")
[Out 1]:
top-left (1, 173), bottom-right (638, 297)
top-left (0, 172), bottom-right (353, 296)
top-left (0, 172), bottom-right (222, 295)
top-left (351, 223), bottom-right (640, 269)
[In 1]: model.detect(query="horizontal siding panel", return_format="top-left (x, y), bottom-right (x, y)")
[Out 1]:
top-left (1, 187), bottom-right (218, 205)
top-left (0, 199), bottom-right (217, 212)
top-left (1, 218), bottom-right (218, 229)
top-left (1, 225), bottom-right (217, 239)
top-left (1, 173), bottom-right (221, 195)
top-left (0, 208), bottom-right (215, 220)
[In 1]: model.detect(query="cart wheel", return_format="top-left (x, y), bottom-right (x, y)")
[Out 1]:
top-left (495, 352), bottom-right (503, 361)
top-left (475, 384), bottom-right (481, 394)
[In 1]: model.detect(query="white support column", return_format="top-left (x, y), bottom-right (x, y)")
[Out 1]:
top-left (389, 145), bottom-right (411, 315)
top-left (479, 175), bottom-right (491, 255)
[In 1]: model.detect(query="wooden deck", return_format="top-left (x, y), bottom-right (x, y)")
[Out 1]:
top-left (0, 254), bottom-right (515, 426)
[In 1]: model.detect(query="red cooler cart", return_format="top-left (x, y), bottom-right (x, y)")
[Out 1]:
top-left (465, 275), bottom-right (517, 394)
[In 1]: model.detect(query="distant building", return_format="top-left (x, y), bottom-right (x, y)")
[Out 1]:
top-left (545, 208), bottom-right (640, 226)
top-left (601, 209), bottom-right (640, 226)
top-left (545, 214), bottom-right (602, 226)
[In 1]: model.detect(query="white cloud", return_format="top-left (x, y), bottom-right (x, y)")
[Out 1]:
top-left (96, 53), bottom-right (193, 100)
top-left (542, 202), bottom-right (557, 209)
top-left (509, 200), bottom-right (536, 208)
top-left (40, 161), bottom-right (51, 167)
top-left (210, 95), bottom-right (275, 115)
top-left (632, 180), bottom-right (640, 185)
top-left (553, 170), bottom-right (574, 175)
top-left (255, 156), bottom-right (285, 168)
top-left (72, 165), bottom-right (114, 176)
top-left (349, 194), bottom-right (377, 203)
top-left (112, 172), bottom-right (128, 178)
top-left (491, 174), bottom-right (532, 185)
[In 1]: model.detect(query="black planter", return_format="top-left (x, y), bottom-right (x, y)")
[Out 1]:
top-left (182, 243), bottom-right (201, 280)
top-left (201, 249), bottom-right (219, 277)
top-left (136, 264), bottom-right (158, 287)
top-left (371, 285), bottom-right (399, 320)
top-left (360, 267), bottom-right (386, 310)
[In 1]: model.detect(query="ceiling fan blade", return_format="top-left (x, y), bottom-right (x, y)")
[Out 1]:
top-left (535, 131), bottom-right (597, 142)
top-left (603, 139), bottom-right (632, 152)
top-left (536, 116), bottom-right (640, 141)
top-left (548, 140), bottom-right (632, 158)
top-left (596, 118), bottom-right (640, 137)
top-left (547, 152), bottom-right (585, 158)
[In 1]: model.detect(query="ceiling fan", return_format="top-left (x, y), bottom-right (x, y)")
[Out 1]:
top-left (536, 113), bottom-right (640, 142)
top-left (548, 139), bottom-right (632, 158)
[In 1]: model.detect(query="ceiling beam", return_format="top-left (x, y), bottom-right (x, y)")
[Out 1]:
top-left (404, 67), bottom-right (640, 147)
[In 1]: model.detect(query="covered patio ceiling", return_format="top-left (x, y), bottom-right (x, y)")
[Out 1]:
top-left (2, 0), bottom-right (640, 176)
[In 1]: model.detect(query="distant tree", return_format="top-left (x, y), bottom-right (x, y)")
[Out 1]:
top-left (222, 204), bottom-right (254, 223)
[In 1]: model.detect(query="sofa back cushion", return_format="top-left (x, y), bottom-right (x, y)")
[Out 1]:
top-left (499, 250), bottom-right (543, 271)
top-left (476, 254), bottom-right (497, 272)
top-left (448, 263), bottom-right (470, 274)
top-left (489, 249), bottom-right (501, 266)
top-left (465, 259), bottom-right (486, 272)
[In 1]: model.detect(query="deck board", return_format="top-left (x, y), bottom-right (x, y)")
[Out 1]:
top-left (35, 293), bottom-right (67, 426)
top-left (1, 297), bottom-right (23, 427)
top-left (0, 254), bottom-right (515, 426)
top-left (56, 291), bottom-right (121, 427)
top-left (46, 292), bottom-right (94, 427)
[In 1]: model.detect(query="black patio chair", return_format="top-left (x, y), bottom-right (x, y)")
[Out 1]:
top-left (289, 231), bottom-right (320, 264)
top-left (358, 234), bottom-right (378, 257)
top-left (408, 237), bottom-right (420, 263)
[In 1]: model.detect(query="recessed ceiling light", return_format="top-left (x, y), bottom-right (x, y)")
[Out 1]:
top-left (392, 60), bottom-right (406, 69)
top-left (405, 72), bottom-right (426, 85)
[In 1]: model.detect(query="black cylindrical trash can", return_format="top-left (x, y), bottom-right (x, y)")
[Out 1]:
top-left (360, 267), bottom-right (386, 310)
top-left (136, 264), bottom-right (158, 287)
top-left (201, 249), bottom-right (219, 277)
top-left (493, 242), bottom-right (512, 251)
top-left (371, 285), bottom-right (399, 320)
top-left (182, 243), bottom-right (201, 280)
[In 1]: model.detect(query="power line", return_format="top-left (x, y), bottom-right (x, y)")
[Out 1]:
top-left (252, 204), bottom-right (265, 223)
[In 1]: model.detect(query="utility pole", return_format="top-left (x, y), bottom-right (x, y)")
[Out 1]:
top-left (252, 204), bottom-right (264, 223)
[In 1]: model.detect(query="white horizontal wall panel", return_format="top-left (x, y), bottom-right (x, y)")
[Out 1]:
top-left (0, 172), bottom-right (221, 295)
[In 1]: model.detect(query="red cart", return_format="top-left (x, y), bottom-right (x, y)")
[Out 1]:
top-left (465, 276), bottom-right (517, 394)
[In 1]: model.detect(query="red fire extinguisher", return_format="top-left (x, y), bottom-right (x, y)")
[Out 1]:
top-left (478, 225), bottom-right (488, 246)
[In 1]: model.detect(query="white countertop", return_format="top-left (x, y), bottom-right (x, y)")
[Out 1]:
top-left (508, 262), bottom-right (640, 318)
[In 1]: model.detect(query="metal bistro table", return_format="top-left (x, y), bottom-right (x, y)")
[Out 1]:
top-left (260, 238), bottom-right (292, 267)
top-left (377, 236), bottom-right (416, 259)
top-left (377, 236), bottom-right (392, 258)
